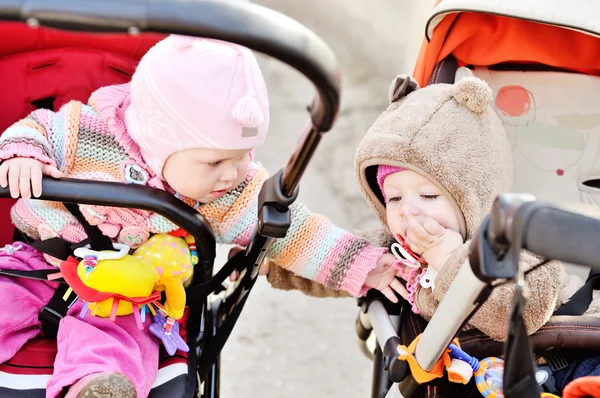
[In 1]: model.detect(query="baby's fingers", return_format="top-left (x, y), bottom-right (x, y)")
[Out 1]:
top-left (258, 260), bottom-right (270, 276)
top-left (30, 165), bottom-right (43, 198)
top-left (8, 164), bottom-right (21, 199)
top-left (390, 279), bottom-right (409, 300)
top-left (0, 162), bottom-right (9, 189)
top-left (407, 215), bottom-right (433, 242)
top-left (395, 266), bottom-right (409, 281)
top-left (380, 286), bottom-right (399, 303)
top-left (405, 229), bottom-right (423, 253)
top-left (42, 165), bottom-right (63, 179)
top-left (228, 270), bottom-right (240, 282)
top-left (423, 217), bottom-right (444, 236)
top-left (18, 166), bottom-right (32, 200)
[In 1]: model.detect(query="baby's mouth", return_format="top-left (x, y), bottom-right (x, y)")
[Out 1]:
top-left (210, 188), bottom-right (230, 198)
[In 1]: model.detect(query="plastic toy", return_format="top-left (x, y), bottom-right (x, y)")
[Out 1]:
top-left (396, 335), bottom-right (561, 398)
top-left (53, 233), bottom-right (197, 355)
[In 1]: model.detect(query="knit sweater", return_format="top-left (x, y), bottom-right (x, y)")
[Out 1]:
top-left (0, 84), bottom-right (385, 296)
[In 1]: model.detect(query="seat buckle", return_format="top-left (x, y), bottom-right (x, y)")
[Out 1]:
top-left (38, 305), bottom-right (64, 338)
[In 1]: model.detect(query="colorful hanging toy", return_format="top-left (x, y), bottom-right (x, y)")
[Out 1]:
top-left (49, 233), bottom-right (197, 356)
top-left (395, 334), bottom-right (560, 398)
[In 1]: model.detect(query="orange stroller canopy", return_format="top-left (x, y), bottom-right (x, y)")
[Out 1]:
top-left (414, 0), bottom-right (600, 87)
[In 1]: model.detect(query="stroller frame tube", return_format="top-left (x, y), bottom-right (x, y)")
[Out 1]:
top-left (367, 301), bottom-right (401, 349)
top-left (412, 263), bottom-right (487, 372)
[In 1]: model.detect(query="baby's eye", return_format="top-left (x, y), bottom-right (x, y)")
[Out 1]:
top-left (421, 194), bottom-right (440, 200)
top-left (208, 160), bottom-right (222, 167)
top-left (387, 196), bottom-right (401, 203)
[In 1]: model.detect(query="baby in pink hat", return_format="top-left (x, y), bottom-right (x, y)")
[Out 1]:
top-left (0, 35), bottom-right (403, 397)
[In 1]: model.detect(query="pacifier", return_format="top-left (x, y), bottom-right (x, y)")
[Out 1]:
top-left (420, 267), bottom-right (437, 290)
top-left (391, 234), bottom-right (428, 269)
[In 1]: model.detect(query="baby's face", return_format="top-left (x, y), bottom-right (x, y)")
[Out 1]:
top-left (162, 147), bottom-right (251, 203)
top-left (383, 170), bottom-right (461, 240)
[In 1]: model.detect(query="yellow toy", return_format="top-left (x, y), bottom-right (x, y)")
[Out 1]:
top-left (55, 233), bottom-right (196, 355)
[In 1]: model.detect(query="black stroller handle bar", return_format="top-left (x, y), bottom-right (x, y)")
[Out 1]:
top-left (0, 178), bottom-right (217, 267)
top-left (489, 195), bottom-right (600, 269)
top-left (520, 202), bottom-right (600, 269)
top-left (0, 0), bottom-right (340, 133)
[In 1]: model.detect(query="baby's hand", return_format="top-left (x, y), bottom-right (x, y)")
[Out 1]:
top-left (0, 158), bottom-right (62, 199)
top-left (405, 215), bottom-right (462, 272)
top-left (365, 253), bottom-right (409, 303)
top-left (227, 245), bottom-right (269, 281)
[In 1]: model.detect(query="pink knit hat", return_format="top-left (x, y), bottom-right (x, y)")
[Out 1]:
top-left (125, 35), bottom-right (269, 177)
top-left (376, 165), bottom-right (405, 200)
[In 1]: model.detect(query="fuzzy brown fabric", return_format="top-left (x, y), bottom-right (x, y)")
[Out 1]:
top-left (266, 264), bottom-right (350, 298)
top-left (355, 75), bottom-right (513, 240)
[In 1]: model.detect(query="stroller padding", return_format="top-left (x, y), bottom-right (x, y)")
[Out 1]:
top-left (453, 315), bottom-right (600, 360)
top-left (399, 298), bottom-right (600, 360)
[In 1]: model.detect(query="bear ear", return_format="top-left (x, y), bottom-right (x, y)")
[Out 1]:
top-left (388, 75), bottom-right (419, 104)
top-left (452, 76), bottom-right (493, 114)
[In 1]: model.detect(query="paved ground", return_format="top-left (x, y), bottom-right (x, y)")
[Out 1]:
top-left (219, 1), bottom-right (436, 397)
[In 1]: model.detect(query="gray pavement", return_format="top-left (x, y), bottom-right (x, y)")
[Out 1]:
top-left (219, 1), bottom-right (436, 397)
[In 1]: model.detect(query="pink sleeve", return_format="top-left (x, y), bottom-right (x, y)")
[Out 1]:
top-left (0, 142), bottom-right (56, 166)
top-left (0, 108), bottom-right (59, 166)
top-left (343, 245), bottom-right (389, 297)
top-left (199, 162), bottom-right (388, 297)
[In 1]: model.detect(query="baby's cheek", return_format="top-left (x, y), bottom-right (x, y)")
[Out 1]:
top-left (387, 215), bottom-right (407, 239)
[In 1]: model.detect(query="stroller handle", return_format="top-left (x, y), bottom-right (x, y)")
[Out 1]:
top-left (0, 178), bottom-right (217, 269)
top-left (0, 0), bottom-right (341, 132)
top-left (507, 200), bottom-right (600, 270)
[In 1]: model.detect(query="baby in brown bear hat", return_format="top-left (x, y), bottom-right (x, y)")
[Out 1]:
top-left (266, 75), bottom-right (600, 394)
top-left (269, 75), bottom-right (577, 342)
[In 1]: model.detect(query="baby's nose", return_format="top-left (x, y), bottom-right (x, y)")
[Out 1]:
top-left (399, 206), bottom-right (421, 217)
top-left (221, 166), bottom-right (238, 182)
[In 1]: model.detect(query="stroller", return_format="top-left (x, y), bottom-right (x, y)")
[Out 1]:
top-left (356, 1), bottom-right (600, 397)
top-left (0, 0), bottom-right (341, 397)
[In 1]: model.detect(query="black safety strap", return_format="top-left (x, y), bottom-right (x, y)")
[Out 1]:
top-left (61, 202), bottom-right (113, 252)
top-left (197, 266), bottom-right (256, 377)
top-left (502, 287), bottom-right (542, 398)
top-left (12, 202), bottom-right (113, 261)
top-left (36, 204), bottom-right (114, 337)
top-left (6, 203), bottom-right (113, 337)
top-left (0, 267), bottom-right (62, 281)
top-left (553, 270), bottom-right (600, 316)
top-left (39, 283), bottom-right (76, 338)
top-left (185, 250), bottom-right (247, 305)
